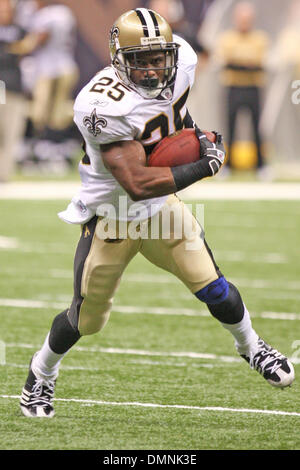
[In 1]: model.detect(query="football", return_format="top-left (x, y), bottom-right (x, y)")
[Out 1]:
top-left (147, 128), bottom-right (216, 167)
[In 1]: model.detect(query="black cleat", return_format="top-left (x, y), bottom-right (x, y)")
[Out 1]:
top-left (240, 338), bottom-right (295, 388)
top-left (20, 357), bottom-right (56, 418)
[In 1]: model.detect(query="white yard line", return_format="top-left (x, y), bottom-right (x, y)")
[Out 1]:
top-left (5, 362), bottom-right (101, 372)
top-left (5, 341), bottom-right (300, 364)
top-left (230, 278), bottom-right (300, 291)
top-left (260, 312), bottom-right (300, 321)
top-left (214, 251), bottom-right (288, 264)
top-left (2, 266), bottom-right (300, 291)
top-left (1, 298), bottom-right (300, 322)
top-left (0, 236), bottom-right (19, 249)
top-left (74, 346), bottom-right (242, 363)
top-left (111, 305), bottom-right (210, 317)
top-left (5, 341), bottom-right (242, 363)
top-left (123, 273), bottom-right (300, 291)
top-left (0, 182), bottom-right (80, 200)
top-left (6, 360), bottom-right (216, 370)
top-left (0, 239), bottom-right (290, 264)
top-left (1, 181), bottom-right (300, 200)
top-left (127, 359), bottom-right (215, 368)
top-left (207, 216), bottom-right (297, 229)
top-left (0, 298), bottom-right (67, 309)
top-left (1, 394), bottom-right (300, 417)
top-left (0, 240), bottom-right (72, 254)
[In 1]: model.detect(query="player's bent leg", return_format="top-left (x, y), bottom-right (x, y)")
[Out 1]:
top-left (20, 309), bottom-right (81, 418)
top-left (195, 279), bottom-right (295, 388)
top-left (20, 216), bottom-right (140, 417)
top-left (20, 304), bottom-right (113, 419)
top-left (20, 218), bottom-right (97, 418)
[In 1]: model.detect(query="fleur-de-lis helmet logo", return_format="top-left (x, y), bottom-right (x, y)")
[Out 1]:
top-left (109, 26), bottom-right (120, 49)
top-left (83, 108), bottom-right (107, 137)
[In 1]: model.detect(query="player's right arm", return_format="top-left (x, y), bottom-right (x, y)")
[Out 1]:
top-left (101, 131), bottom-right (225, 201)
top-left (100, 140), bottom-right (177, 201)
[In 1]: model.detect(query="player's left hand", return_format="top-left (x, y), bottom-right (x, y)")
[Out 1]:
top-left (195, 127), bottom-right (226, 176)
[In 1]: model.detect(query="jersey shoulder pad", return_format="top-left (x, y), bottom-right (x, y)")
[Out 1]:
top-left (174, 34), bottom-right (198, 87)
top-left (175, 34), bottom-right (198, 71)
top-left (74, 66), bottom-right (137, 118)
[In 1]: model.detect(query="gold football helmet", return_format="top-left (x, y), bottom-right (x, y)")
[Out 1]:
top-left (109, 8), bottom-right (179, 98)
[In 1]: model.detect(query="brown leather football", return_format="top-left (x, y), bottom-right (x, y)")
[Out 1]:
top-left (147, 128), bottom-right (216, 167)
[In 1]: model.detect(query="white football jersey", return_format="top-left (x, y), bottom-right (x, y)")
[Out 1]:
top-left (59, 35), bottom-right (198, 224)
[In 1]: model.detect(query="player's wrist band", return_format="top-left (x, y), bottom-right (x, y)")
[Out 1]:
top-left (171, 158), bottom-right (213, 191)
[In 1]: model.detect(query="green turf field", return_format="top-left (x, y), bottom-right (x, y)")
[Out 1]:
top-left (0, 198), bottom-right (299, 450)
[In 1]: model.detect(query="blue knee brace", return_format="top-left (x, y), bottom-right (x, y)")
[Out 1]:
top-left (195, 276), bottom-right (229, 304)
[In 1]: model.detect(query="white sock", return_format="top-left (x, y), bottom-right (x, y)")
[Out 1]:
top-left (221, 304), bottom-right (259, 356)
top-left (32, 333), bottom-right (65, 380)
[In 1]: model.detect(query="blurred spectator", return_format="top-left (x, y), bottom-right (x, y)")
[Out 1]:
top-left (259, 0), bottom-right (300, 173)
top-left (215, 1), bottom-right (270, 178)
top-left (264, 0), bottom-right (300, 123)
top-left (9, 0), bottom-right (79, 173)
top-left (270, 0), bottom-right (300, 75)
top-left (0, 0), bottom-right (27, 182)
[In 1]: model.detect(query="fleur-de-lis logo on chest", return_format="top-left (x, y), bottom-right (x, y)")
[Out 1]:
top-left (83, 108), bottom-right (107, 137)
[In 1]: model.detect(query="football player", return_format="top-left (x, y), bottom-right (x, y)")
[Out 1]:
top-left (9, 0), bottom-right (79, 156)
top-left (20, 8), bottom-right (294, 418)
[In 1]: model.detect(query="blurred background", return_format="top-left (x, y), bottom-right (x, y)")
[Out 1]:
top-left (1, 0), bottom-right (300, 182)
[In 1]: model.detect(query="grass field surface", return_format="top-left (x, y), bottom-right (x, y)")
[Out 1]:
top-left (0, 197), bottom-right (299, 450)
